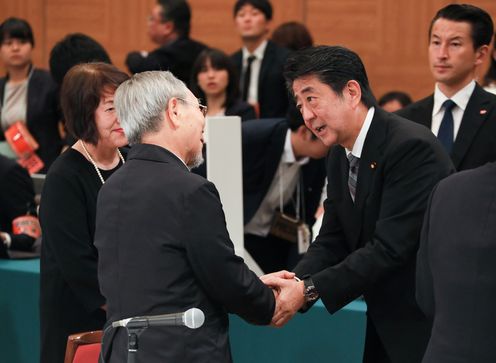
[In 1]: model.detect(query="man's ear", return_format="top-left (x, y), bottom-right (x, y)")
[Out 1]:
top-left (475, 45), bottom-right (489, 66)
top-left (167, 97), bottom-right (181, 129)
top-left (345, 80), bottom-right (362, 108)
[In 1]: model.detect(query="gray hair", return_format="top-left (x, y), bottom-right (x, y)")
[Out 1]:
top-left (115, 71), bottom-right (189, 144)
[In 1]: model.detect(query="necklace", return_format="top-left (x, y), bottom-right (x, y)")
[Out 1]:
top-left (79, 140), bottom-right (125, 185)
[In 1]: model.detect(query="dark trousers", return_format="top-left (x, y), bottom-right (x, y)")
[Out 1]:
top-left (363, 318), bottom-right (392, 363)
top-left (244, 233), bottom-right (302, 273)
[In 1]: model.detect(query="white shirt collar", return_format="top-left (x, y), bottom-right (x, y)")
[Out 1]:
top-left (242, 40), bottom-right (268, 62)
top-left (346, 107), bottom-right (375, 158)
top-left (282, 129), bottom-right (309, 165)
top-left (433, 80), bottom-right (475, 116)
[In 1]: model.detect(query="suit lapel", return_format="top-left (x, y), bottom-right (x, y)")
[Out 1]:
top-left (417, 96), bottom-right (434, 128)
top-left (355, 111), bottom-right (386, 211)
top-left (451, 85), bottom-right (494, 169)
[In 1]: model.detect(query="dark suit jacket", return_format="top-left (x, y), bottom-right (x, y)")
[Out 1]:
top-left (397, 84), bottom-right (496, 171)
top-left (0, 68), bottom-right (62, 172)
top-left (242, 118), bottom-right (326, 227)
top-left (126, 37), bottom-right (207, 84)
top-left (294, 109), bottom-right (455, 363)
top-left (416, 162), bottom-right (496, 363)
top-left (0, 154), bottom-right (36, 258)
top-left (231, 41), bottom-right (290, 118)
top-left (95, 144), bottom-right (275, 363)
top-left (225, 99), bottom-right (257, 121)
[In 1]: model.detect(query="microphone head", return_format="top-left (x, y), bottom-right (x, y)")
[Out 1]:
top-left (183, 308), bottom-right (205, 329)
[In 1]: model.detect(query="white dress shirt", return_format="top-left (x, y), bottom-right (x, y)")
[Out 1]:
top-left (431, 80), bottom-right (475, 140)
top-left (242, 40), bottom-right (268, 105)
top-left (345, 107), bottom-right (375, 159)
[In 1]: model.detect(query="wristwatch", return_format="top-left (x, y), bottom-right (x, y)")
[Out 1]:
top-left (303, 277), bottom-right (319, 302)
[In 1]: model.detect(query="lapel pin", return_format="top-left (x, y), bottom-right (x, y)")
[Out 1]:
top-left (370, 162), bottom-right (377, 169)
top-left (480, 109), bottom-right (487, 115)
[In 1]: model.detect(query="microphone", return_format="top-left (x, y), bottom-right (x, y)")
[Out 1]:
top-left (112, 308), bottom-right (205, 330)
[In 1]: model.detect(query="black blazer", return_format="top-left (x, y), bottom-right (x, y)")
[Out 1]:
top-left (416, 162), bottom-right (496, 363)
top-left (0, 68), bottom-right (62, 172)
top-left (0, 154), bottom-right (36, 258)
top-left (126, 37), bottom-right (207, 84)
top-left (242, 118), bottom-right (326, 227)
top-left (294, 110), bottom-right (455, 363)
top-left (397, 84), bottom-right (496, 171)
top-left (95, 144), bottom-right (275, 363)
top-left (231, 41), bottom-right (290, 118)
top-left (225, 99), bottom-right (257, 121)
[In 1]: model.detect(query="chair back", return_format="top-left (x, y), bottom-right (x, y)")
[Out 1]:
top-left (64, 330), bottom-right (103, 363)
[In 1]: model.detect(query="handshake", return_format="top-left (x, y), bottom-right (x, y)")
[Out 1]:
top-left (260, 270), bottom-right (308, 328)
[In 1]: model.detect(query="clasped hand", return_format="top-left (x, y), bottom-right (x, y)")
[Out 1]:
top-left (260, 270), bottom-right (305, 327)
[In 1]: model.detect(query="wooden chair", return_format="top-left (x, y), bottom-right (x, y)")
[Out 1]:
top-left (64, 330), bottom-right (103, 363)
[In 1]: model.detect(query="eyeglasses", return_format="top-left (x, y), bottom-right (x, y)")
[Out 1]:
top-left (177, 98), bottom-right (208, 117)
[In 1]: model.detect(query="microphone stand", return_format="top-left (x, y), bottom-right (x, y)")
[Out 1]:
top-left (127, 327), bottom-right (145, 363)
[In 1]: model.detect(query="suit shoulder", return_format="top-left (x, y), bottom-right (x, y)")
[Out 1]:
top-left (396, 95), bottom-right (433, 118)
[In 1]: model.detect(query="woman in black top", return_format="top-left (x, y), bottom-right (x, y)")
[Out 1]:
top-left (190, 48), bottom-right (256, 121)
top-left (39, 63), bottom-right (129, 363)
top-left (0, 17), bottom-right (61, 172)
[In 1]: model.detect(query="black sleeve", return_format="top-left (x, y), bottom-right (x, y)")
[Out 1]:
top-left (415, 185), bottom-right (438, 317)
top-left (182, 181), bottom-right (275, 325)
top-left (0, 162), bottom-right (36, 252)
top-left (40, 168), bottom-right (104, 312)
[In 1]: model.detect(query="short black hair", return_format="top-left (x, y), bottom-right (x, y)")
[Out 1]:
top-left (429, 4), bottom-right (494, 50)
top-left (49, 33), bottom-right (111, 86)
top-left (61, 63), bottom-right (129, 145)
top-left (378, 91), bottom-right (412, 108)
top-left (158, 0), bottom-right (192, 37)
top-left (0, 17), bottom-right (34, 47)
top-left (284, 45), bottom-right (377, 108)
top-left (233, 0), bottom-right (273, 21)
top-left (190, 48), bottom-right (240, 109)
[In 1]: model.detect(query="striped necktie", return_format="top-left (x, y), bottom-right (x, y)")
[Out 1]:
top-left (347, 153), bottom-right (360, 202)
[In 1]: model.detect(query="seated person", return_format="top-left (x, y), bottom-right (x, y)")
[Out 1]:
top-left (243, 104), bottom-right (329, 273)
top-left (49, 32), bottom-right (112, 146)
top-left (378, 90), bottom-right (412, 112)
top-left (0, 17), bottom-right (62, 172)
top-left (0, 154), bottom-right (38, 258)
top-left (125, 0), bottom-right (207, 83)
top-left (190, 48), bottom-right (256, 121)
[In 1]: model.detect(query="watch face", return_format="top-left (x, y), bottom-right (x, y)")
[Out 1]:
top-left (304, 278), bottom-right (319, 301)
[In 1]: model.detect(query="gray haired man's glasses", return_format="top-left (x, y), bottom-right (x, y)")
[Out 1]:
top-left (177, 98), bottom-right (208, 117)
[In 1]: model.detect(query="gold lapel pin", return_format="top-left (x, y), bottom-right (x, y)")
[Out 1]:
top-left (370, 162), bottom-right (377, 169)
top-left (480, 109), bottom-right (487, 115)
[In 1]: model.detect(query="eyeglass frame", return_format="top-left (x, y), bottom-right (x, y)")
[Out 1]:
top-left (176, 97), bottom-right (208, 117)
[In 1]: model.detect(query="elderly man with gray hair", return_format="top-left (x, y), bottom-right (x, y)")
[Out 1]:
top-left (94, 71), bottom-right (278, 363)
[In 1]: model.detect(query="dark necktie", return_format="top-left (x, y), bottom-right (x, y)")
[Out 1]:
top-left (437, 99), bottom-right (456, 153)
top-left (347, 153), bottom-right (360, 202)
top-left (242, 55), bottom-right (256, 101)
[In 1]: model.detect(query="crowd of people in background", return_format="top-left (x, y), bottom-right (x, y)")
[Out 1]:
top-left (1, 0), bottom-right (496, 362)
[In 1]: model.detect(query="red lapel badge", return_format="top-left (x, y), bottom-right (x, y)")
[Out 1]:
top-left (480, 109), bottom-right (487, 115)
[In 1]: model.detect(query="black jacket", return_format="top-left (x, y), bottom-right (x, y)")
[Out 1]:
top-left (0, 68), bottom-right (62, 172)
top-left (397, 84), bottom-right (496, 171)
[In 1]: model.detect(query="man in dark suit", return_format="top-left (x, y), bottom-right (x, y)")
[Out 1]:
top-left (416, 162), bottom-right (496, 363)
top-left (231, 0), bottom-right (290, 118)
top-left (262, 46), bottom-right (454, 363)
top-left (125, 0), bottom-right (207, 84)
top-left (397, 4), bottom-right (496, 171)
top-left (95, 70), bottom-right (276, 362)
top-left (243, 109), bottom-right (328, 273)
